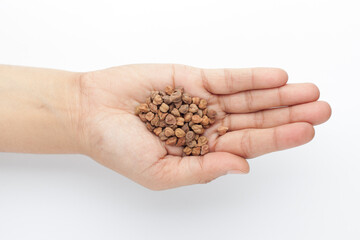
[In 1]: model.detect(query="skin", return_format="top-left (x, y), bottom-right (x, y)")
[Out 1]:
top-left (0, 64), bottom-right (331, 190)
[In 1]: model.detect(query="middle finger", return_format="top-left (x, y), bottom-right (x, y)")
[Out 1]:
top-left (218, 83), bottom-right (320, 113)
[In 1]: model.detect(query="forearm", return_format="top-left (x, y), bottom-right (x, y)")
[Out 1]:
top-left (0, 65), bottom-right (83, 154)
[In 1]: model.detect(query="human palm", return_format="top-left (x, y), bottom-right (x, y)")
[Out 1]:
top-left (78, 64), bottom-right (331, 190)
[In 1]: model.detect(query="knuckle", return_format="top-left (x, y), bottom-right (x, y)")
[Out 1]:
top-left (240, 130), bottom-right (253, 158)
top-left (253, 111), bottom-right (265, 128)
top-left (288, 107), bottom-right (293, 122)
top-left (244, 91), bottom-right (255, 112)
top-left (277, 88), bottom-right (283, 105)
top-left (223, 68), bottom-right (234, 93)
top-left (200, 68), bottom-right (212, 93)
top-left (217, 95), bottom-right (228, 112)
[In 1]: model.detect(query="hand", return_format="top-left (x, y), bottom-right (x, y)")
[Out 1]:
top-left (77, 64), bottom-right (331, 190)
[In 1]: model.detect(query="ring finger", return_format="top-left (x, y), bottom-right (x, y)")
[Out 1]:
top-left (213, 122), bottom-right (315, 159)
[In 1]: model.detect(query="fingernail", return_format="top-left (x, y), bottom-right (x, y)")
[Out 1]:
top-left (227, 170), bottom-right (244, 174)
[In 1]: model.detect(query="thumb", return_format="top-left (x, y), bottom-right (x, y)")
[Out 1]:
top-left (148, 152), bottom-right (249, 190)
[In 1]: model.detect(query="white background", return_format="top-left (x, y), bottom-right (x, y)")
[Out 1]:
top-left (0, 0), bottom-right (359, 239)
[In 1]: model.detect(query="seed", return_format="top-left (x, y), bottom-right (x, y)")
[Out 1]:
top-left (181, 123), bottom-right (189, 132)
top-left (182, 93), bottom-right (192, 104)
top-left (174, 101), bottom-right (182, 109)
top-left (197, 136), bottom-right (208, 146)
top-left (162, 95), bottom-right (172, 104)
top-left (165, 114), bottom-right (176, 125)
top-left (159, 103), bottom-right (169, 112)
top-left (217, 126), bottom-right (228, 135)
top-left (150, 115), bottom-right (160, 126)
top-left (153, 95), bottom-right (163, 105)
top-left (153, 127), bottom-right (162, 136)
top-left (146, 122), bottom-right (154, 131)
top-left (192, 147), bottom-right (201, 156)
top-left (138, 103), bottom-right (150, 113)
top-left (148, 103), bottom-right (158, 113)
top-left (150, 91), bottom-right (159, 100)
top-left (184, 112), bottom-right (193, 122)
top-left (139, 113), bottom-right (147, 122)
top-left (192, 97), bottom-right (200, 105)
top-left (171, 108), bottom-right (180, 117)
top-left (187, 140), bottom-right (197, 148)
top-left (137, 85), bottom-right (219, 156)
top-left (175, 128), bottom-right (186, 138)
top-left (199, 99), bottom-right (207, 109)
top-left (159, 120), bottom-right (166, 127)
top-left (176, 137), bottom-right (186, 147)
top-left (192, 115), bottom-right (202, 124)
top-left (192, 124), bottom-right (204, 134)
top-left (135, 105), bottom-right (141, 115)
top-left (179, 104), bottom-right (189, 114)
top-left (166, 136), bottom-right (177, 145)
top-left (207, 109), bottom-right (217, 119)
top-left (201, 116), bottom-right (210, 126)
top-left (183, 147), bottom-right (192, 156)
top-left (176, 117), bottom-right (184, 126)
top-left (169, 103), bottom-right (175, 112)
top-left (200, 145), bottom-right (209, 155)
top-left (175, 87), bottom-right (184, 93)
top-left (165, 85), bottom-right (174, 95)
top-left (185, 131), bottom-right (195, 142)
top-left (170, 90), bottom-right (182, 102)
top-left (158, 111), bottom-right (168, 120)
top-left (145, 112), bottom-right (155, 121)
top-left (189, 104), bottom-right (198, 113)
top-left (189, 121), bottom-right (194, 127)
top-left (164, 127), bottom-right (175, 137)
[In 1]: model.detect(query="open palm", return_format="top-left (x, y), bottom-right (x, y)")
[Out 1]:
top-left (78, 64), bottom-right (331, 190)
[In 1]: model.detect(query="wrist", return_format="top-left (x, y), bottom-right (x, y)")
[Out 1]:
top-left (0, 65), bottom-right (86, 154)
top-left (53, 70), bottom-right (87, 154)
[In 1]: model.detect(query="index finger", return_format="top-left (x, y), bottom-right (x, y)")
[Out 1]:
top-left (200, 67), bottom-right (288, 94)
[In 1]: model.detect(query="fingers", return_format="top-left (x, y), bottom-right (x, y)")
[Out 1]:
top-left (214, 122), bottom-right (315, 159)
top-left (200, 67), bottom-right (288, 94)
top-left (218, 83), bottom-right (320, 113)
top-left (144, 152), bottom-right (249, 190)
top-left (112, 65), bottom-right (287, 97)
top-left (224, 101), bottom-right (331, 130)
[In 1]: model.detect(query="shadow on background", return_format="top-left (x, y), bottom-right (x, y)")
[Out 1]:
top-left (0, 152), bottom-right (295, 215)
